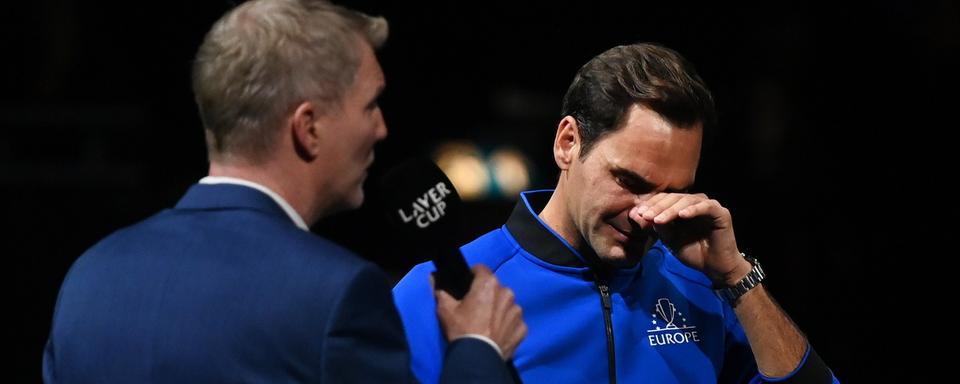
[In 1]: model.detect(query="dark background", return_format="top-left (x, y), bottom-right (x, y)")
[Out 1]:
top-left (9, 0), bottom-right (957, 382)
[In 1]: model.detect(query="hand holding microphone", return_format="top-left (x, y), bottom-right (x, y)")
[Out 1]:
top-left (379, 158), bottom-right (527, 363)
top-left (434, 264), bottom-right (527, 360)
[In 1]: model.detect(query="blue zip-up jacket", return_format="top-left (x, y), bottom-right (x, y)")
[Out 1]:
top-left (393, 190), bottom-right (838, 384)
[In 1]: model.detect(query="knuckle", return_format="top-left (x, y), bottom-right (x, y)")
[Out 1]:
top-left (479, 273), bottom-right (496, 287)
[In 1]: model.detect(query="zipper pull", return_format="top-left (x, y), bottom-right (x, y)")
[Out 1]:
top-left (599, 284), bottom-right (612, 309)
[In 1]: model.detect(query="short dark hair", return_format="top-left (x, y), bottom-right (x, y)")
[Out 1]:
top-left (560, 43), bottom-right (716, 157)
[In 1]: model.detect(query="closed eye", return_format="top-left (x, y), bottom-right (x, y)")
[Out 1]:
top-left (366, 85), bottom-right (385, 111)
top-left (611, 167), bottom-right (692, 194)
top-left (612, 169), bottom-right (655, 194)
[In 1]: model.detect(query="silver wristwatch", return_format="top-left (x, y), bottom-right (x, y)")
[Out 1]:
top-left (715, 253), bottom-right (765, 305)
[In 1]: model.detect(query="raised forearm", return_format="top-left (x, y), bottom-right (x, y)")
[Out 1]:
top-left (733, 284), bottom-right (807, 378)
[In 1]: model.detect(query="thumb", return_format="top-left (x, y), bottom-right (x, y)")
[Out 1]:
top-left (434, 286), bottom-right (459, 313)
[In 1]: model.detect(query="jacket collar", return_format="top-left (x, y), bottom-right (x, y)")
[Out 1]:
top-left (504, 190), bottom-right (618, 280)
top-left (175, 183), bottom-right (290, 221)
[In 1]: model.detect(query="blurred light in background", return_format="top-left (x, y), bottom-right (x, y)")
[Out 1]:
top-left (433, 141), bottom-right (533, 201)
top-left (488, 148), bottom-right (530, 197)
top-left (434, 141), bottom-right (491, 201)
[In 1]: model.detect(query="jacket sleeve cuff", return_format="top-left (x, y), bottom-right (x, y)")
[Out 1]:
top-left (453, 334), bottom-right (503, 359)
top-left (756, 343), bottom-right (838, 383)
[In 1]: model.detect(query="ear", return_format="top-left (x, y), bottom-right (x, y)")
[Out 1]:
top-left (290, 101), bottom-right (324, 160)
top-left (553, 116), bottom-right (581, 170)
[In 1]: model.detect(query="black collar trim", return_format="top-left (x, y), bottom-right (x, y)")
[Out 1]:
top-left (504, 190), bottom-right (613, 279)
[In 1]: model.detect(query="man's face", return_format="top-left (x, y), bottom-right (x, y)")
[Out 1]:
top-left (321, 41), bottom-right (387, 212)
top-left (565, 104), bottom-right (702, 267)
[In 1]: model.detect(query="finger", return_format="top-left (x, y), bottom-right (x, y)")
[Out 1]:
top-left (636, 193), bottom-right (669, 216)
top-left (502, 316), bottom-right (528, 359)
top-left (512, 315), bottom-right (528, 344)
top-left (628, 206), bottom-right (655, 230)
top-left (433, 288), bottom-right (459, 330)
top-left (677, 199), bottom-right (723, 220)
top-left (642, 193), bottom-right (685, 222)
top-left (468, 264), bottom-right (496, 292)
top-left (505, 304), bottom-right (524, 330)
top-left (493, 286), bottom-right (516, 319)
top-left (434, 287), bottom-right (458, 312)
top-left (653, 195), bottom-right (704, 224)
top-left (682, 199), bottom-right (730, 220)
top-left (471, 264), bottom-right (493, 276)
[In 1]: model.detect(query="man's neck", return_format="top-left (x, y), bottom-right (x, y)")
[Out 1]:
top-left (537, 183), bottom-right (582, 250)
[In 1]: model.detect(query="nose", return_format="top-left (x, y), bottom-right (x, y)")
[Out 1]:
top-left (376, 109), bottom-right (388, 141)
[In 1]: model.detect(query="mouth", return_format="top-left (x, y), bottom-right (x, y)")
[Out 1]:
top-left (609, 223), bottom-right (632, 242)
top-left (358, 152), bottom-right (375, 182)
top-left (363, 151), bottom-right (376, 171)
top-left (609, 223), bottom-right (653, 246)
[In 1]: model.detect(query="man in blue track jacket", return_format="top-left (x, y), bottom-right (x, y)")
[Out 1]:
top-left (394, 43), bottom-right (839, 383)
top-left (42, 1), bottom-right (526, 382)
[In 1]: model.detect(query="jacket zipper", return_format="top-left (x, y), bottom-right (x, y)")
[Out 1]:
top-left (597, 282), bottom-right (616, 384)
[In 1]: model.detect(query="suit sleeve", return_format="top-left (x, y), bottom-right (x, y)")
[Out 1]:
top-left (440, 337), bottom-right (513, 384)
top-left (321, 264), bottom-right (415, 383)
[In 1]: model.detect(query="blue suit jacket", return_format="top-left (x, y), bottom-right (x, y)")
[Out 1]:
top-left (43, 183), bottom-right (510, 383)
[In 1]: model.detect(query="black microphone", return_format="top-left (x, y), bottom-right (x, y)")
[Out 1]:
top-left (378, 157), bottom-right (473, 299)
top-left (378, 157), bottom-right (523, 383)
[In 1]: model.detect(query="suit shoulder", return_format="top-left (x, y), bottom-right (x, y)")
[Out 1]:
top-left (78, 208), bottom-right (376, 286)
